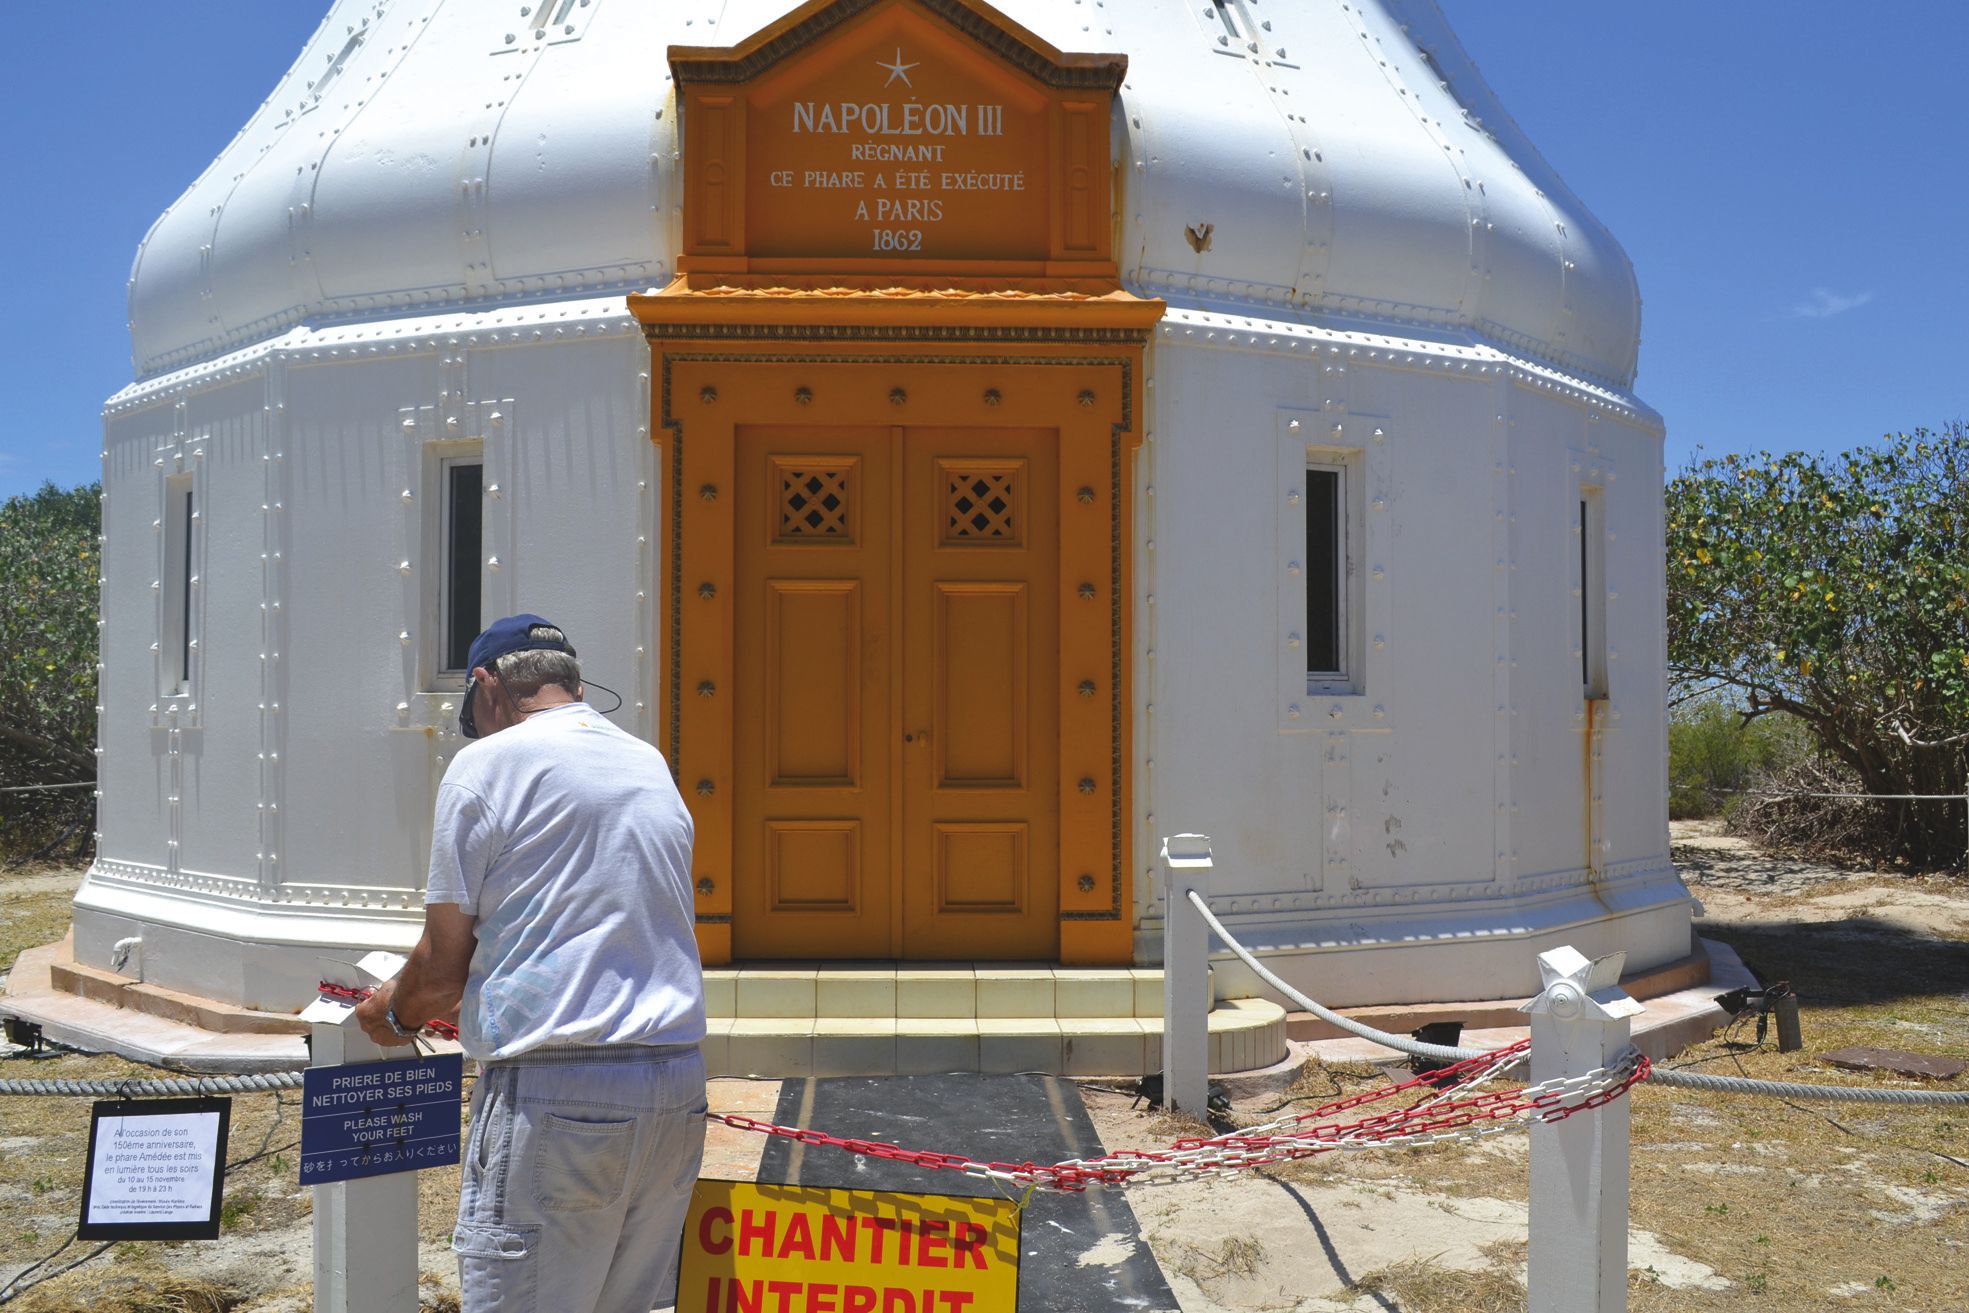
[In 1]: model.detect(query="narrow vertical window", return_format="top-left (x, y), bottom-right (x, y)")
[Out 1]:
top-left (442, 460), bottom-right (484, 673)
top-left (162, 475), bottom-right (194, 693)
top-left (1305, 465), bottom-right (1346, 681)
top-left (1581, 490), bottom-right (1608, 698)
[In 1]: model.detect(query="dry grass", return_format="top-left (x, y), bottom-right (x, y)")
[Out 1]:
top-left (0, 862), bottom-right (465, 1309)
top-left (1344, 1254), bottom-right (1526, 1312)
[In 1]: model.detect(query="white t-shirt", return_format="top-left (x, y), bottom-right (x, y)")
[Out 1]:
top-left (424, 702), bottom-right (704, 1060)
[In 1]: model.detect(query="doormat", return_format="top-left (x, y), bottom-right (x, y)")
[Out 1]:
top-left (756, 1074), bottom-right (1179, 1313)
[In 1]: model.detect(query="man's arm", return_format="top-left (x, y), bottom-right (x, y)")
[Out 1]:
top-left (354, 903), bottom-right (476, 1047)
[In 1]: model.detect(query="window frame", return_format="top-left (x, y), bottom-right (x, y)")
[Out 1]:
top-left (1579, 486), bottom-right (1609, 700)
top-left (1302, 461), bottom-right (1351, 688)
top-left (437, 453), bottom-right (485, 681)
top-left (160, 473), bottom-right (195, 696)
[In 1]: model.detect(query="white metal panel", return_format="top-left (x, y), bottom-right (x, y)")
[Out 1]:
top-left (171, 386), bottom-right (271, 882)
top-left (128, 0), bottom-right (1646, 388)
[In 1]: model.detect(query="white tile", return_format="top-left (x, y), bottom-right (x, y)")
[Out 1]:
top-left (697, 1019), bottom-right (733, 1078)
top-left (726, 1026), bottom-right (813, 1078)
top-left (895, 1024), bottom-right (980, 1076)
top-left (977, 1019), bottom-right (1061, 1075)
top-left (816, 971), bottom-right (896, 1018)
top-left (813, 1028), bottom-right (895, 1078)
top-left (975, 972), bottom-right (1055, 1018)
top-left (894, 970), bottom-right (976, 1019)
top-left (1063, 1026), bottom-right (1147, 1077)
top-left (1054, 970), bottom-right (1135, 1018)
top-left (702, 971), bottom-right (739, 1018)
top-left (737, 970), bottom-right (817, 1019)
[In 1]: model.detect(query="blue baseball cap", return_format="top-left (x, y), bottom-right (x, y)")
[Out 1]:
top-left (460, 615), bottom-right (576, 738)
top-left (466, 613), bottom-right (575, 674)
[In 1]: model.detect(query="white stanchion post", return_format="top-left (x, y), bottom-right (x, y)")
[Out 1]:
top-left (1522, 945), bottom-right (1644, 1313)
top-left (1160, 834), bottom-right (1213, 1117)
top-left (310, 1018), bottom-right (421, 1313)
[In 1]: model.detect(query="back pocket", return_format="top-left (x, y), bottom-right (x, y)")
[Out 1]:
top-left (532, 1113), bottom-right (634, 1213)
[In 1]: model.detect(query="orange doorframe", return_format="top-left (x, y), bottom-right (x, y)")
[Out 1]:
top-left (631, 310), bottom-right (1156, 967)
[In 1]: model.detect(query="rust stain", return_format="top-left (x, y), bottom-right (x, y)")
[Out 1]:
top-left (1583, 697), bottom-right (1610, 910)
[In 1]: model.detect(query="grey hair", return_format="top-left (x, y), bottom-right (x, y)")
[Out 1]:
top-left (492, 637), bottom-right (582, 700)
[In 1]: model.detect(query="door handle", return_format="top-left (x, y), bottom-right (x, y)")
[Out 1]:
top-left (904, 729), bottom-right (929, 744)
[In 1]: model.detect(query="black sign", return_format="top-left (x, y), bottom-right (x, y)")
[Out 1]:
top-left (78, 1097), bottom-right (231, 1241)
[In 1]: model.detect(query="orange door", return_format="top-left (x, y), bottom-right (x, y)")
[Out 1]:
top-left (901, 429), bottom-right (1059, 959)
top-left (734, 426), bottom-right (896, 958)
top-left (733, 424), bottom-right (1058, 960)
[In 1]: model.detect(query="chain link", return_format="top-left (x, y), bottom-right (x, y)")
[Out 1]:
top-left (316, 980), bottom-right (460, 1042)
top-left (710, 1041), bottom-right (1648, 1193)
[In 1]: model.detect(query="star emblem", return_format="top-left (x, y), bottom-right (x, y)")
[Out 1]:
top-left (877, 47), bottom-right (918, 87)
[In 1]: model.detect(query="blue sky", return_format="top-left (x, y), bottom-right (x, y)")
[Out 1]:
top-left (1, 4), bottom-right (1962, 500)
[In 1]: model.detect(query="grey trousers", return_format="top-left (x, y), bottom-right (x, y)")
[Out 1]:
top-left (456, 1044), bottom-right (708, 1313)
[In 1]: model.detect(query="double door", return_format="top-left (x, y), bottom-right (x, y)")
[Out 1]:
top-left (733, 424), bottom-right (1059, 959)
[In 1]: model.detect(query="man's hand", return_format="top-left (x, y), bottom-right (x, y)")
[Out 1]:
top-left (353, 980), bottom-right (417, 1048)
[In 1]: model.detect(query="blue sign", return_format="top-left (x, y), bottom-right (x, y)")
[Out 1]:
top-left (300, 1053), bottom-right (463, 1185)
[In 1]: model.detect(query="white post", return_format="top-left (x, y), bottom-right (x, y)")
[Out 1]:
top-left (1160, 833), bottom-right (1213, 1117)
top-left (1522, 945), bottom-right (1644, 1313)
top-left (310, 1018), bottom-right (421, 1313)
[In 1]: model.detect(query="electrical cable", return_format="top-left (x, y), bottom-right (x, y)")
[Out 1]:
top-left (1187, 889), bottom-right (1969, 1106)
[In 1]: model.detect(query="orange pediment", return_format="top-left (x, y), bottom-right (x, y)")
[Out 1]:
top-left (667, 0), bottom-right (1127, 289)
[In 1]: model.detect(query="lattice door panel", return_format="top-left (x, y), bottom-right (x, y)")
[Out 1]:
top-left (773, 461), bottom-right (855, 542)
top-left (940, 460), bottom-right (1025, 546)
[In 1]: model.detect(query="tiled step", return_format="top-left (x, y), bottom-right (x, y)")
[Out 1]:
top-left (698, 966), bottom-right (1286, 1077)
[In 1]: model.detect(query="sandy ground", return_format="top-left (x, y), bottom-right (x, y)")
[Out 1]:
top-left (4, 827), bottom-right (1967, 1311)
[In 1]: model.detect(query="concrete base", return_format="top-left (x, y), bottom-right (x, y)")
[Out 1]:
top-left (1219, 937), bottom-right (1753, 1090)
top-left (3, 932), bottom-right (1748, 1080)
top-left (1, 936), bottom-right (306, 1072)
top-left (1281, 942), bottom-right (1714, 1044)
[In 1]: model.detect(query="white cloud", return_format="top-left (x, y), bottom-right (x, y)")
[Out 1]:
top-left (1790, 287), bottom-right (1874, 319)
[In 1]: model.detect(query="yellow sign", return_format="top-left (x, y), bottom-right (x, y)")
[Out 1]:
top-left (679, 1180), bottom-right (1022, 1313)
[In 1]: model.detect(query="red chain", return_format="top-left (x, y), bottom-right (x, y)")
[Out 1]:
top-left (316, 980), bottom-right (461, 1042)
top-left (709, 1040), bottom-right (1651, 1193)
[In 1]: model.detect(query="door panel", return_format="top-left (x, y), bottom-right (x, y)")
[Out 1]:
top-left (735, 427), bottom-right (893, 959)
top-left (904, 428), bottom-right (1059, 959)
top-left (933, 582), bottom-right (1028, 788)
top-left (764, 581), bottom-right (861, 787)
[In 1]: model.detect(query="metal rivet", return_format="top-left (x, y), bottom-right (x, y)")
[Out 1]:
top-left (1078, 680), bottom-right (1097, 697)
top-left (699, 386), bottom-right (717, 404)
top-left (699, 483), bottom-right (718, 502)
top-left (1078, 777), bottom-right (1097, 795)
top-left (983, 388), bottom-right (1002, 407)
top-left (696, 681), bottom-right (716, 698)
top-left (695, 779), bottom-right (715, 797)
top-left (1077, 874), bottom-right (1096, 893)
top-left (1077, 486), bottom-right (1096, 504)
top-left (1077, 389), bottom-right (1096, 407)
top-left (889, 387), bottom-right (908, 406)
top-left (1078, 582), bottom-right (1096, 600)
top-left (696, 877), bottom-right (715, 896)
top-left (795, 387), bottom-right (813, 405)
top-left (698, 582), bottom-right (717, 600)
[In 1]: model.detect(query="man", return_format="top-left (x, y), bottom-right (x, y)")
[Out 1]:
top-left (356, 613), bottom-right (706, 1313)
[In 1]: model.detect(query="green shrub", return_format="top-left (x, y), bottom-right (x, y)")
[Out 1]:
top-left (1668, 425), bottom-right (1968, 867)
top-left (1667, 701), bottom-right (1807, 820)
top-left (0, 480), bottom-right (100, 857)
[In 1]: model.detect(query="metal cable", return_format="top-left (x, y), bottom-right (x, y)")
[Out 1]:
top-left (1649, 1067), bottom-right (1969, 1105)
top-left (1187, 888), bottom-right (1969, 1107)
top-left (0, 1071), bottom-right (304, 1097)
